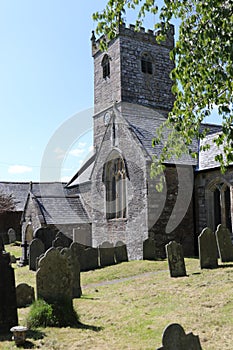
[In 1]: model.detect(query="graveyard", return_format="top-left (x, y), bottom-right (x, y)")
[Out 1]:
top-left (1, 241), bottom-right (233, 349)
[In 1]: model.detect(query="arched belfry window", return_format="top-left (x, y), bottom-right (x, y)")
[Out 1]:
top-left (102, 54), bottom-right (110, 79)
top-left (103, 153), bottom-right (127, 219)
top-left (141, 53), bottom-right (153, 74)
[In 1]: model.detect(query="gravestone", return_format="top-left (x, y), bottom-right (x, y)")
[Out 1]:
top-left (143, 238), bottom-right (156, 260)
top-left (114, 241), bottom-right (128, 263)
top-left (16, 283), bottom-right (35, 308)
top-left (0, 249), bottom-right (18, 333)
top-left (198, 227), bottom-right (218, 269)
top-left (53, 231), bottom-right (72, 248)
top-left (34, 227), bottom-right (57, 251)
top-left (36, 247), bottom-right (73, 304)
top-left (76, 244), bottom-right (99, 271)
top-left (29, 238), bottom-right (45, 271)
top-left (52, 236), bottom-right (64, 248)
top-left (166, 241), bottom-right (186, 277)
top-left (99, 241), bottom-right (115, 267)
top-left (215, 224), bottom-right (233, 262)
top-left (8, 228), bottom-right (16, 244)
top-left (61, 242), bottom-right (82, 298)
top-left (157, 323), bottom-right (202, 350)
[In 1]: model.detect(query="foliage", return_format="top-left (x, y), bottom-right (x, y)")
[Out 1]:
top-left (93, 0), bottom-right (233, 172)
top-left (27, 299), bottom-right (80, 328)
top-left (0, 191), bottom-right (17, 214)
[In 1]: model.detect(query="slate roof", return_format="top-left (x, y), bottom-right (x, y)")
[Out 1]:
top-left (125, 114), bottom-right (223, 168)
top-left (33, 195), bottom-right (90, 224)
top-left (0, 182), bottom-right (67, 211)
top-left (125, 114), bottom-right (198, 165)
top-left (197, 129), bottom-right (232, 171)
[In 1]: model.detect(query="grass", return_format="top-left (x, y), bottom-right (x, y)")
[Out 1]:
top-left (2, 245), bottom-right (233, 349)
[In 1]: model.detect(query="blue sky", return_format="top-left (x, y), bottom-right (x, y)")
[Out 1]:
top-left (0, 1), bottom-right (221, 183)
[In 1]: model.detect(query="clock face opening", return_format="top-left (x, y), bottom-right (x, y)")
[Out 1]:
top-left (104, 112), bottom-right (111, 126)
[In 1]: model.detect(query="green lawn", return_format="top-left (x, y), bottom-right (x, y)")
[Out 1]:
top-left (1, 244), bottom-right (233, 349)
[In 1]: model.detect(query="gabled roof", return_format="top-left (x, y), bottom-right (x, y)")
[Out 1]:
top-left (0, 182), bottom-right (67, 211)
top-left (33, 195), bottom-right (90, 224)
top-left (125, 114), bottom-right (197, 165)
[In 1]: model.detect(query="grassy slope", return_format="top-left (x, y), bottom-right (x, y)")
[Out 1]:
top-left (1, 245), bottom-right (233, 349)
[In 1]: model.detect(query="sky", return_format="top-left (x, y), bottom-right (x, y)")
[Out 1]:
top-left (0, 1), bottom-right (221, 183)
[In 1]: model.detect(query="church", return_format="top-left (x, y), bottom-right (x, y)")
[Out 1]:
top-left (19, 23), bottom-right (233, 260)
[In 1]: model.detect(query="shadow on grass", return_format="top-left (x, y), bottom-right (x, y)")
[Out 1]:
top-left (77, 321), bottom-right (103, 332)
top-left (218, 263), bottom-right (233, 268)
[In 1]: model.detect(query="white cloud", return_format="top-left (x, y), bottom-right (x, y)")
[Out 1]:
top-left (78, 142), bottom-right (86, 148)
top-left (88, 145), bottom-right (94, 152)
top-left (69, 148), bottom-right (85, 157)
top-left (54, 147), bottom-right (65, 160)
top-left (8, 165), bottom-right (32, 174)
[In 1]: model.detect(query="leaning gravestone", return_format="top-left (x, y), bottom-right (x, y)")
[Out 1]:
top-left (157, 323), bottom-right (202, 350)
top-left (215, 224), bottom-right (233, 262)
top-left (36, 247), bottom-right (73, 304)
top-left (0, 249), bottom-right (18, 333)
top-left (99, 241), bottom-right (115, 267)
top-left (61, 242), bottom-right (82, 298)
top-left (115, 241), bottom-right (128, 263)
top-left (29, 238), bottom-right (45, 271)
top-left (8, 228), bottom-right (16, 244)
top-left (143, 237), bottom-right (157, 260)
top-left (16, 283), bottom-right (35, 308)
top-left (198, 227), bottom-right (218, 269)
top-left (166, 241), bottom-right (186, 277)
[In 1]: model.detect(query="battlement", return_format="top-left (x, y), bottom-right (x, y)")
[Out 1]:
top-left (91, 22), bottom-right (175, 57)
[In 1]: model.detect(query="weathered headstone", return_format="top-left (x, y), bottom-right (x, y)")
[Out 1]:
top-left (99, 241), bottom-right (115, 267)
top-left (54, 231), bottom-right (72, 248)
top-left (157, 323), bottom-right (202, 350)
top-left (76, 244), bottom-right (99, 271)
top-left (36, 247), bottom-right (73, 304)
top-left (166, 241), bottom-right (186, 277)
top-left (61, 242), bottom-right (82, 298)
top-left (8, 228), bottom-right (16, 244)
top-left (143, 238), bottom-right (156, 260)
top-left (29, 238), bottom-right (45, 271)
top-left (52, 236), bottom-right (64, 248)
top-left (215, 224), bottom-right (233, 262)
top-left (16, 283), bottom-right (35, 308)
top-left (34, 227), bottom-right (57, 251)
top-left (0, 249), bottom-right (18, 333)
top-left (115, 241), bottom-right (128, 263)
top-left (198, 227), bottom-right (218, 269)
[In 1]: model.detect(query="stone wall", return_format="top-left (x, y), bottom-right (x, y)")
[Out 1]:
top-left (195, 167), bottom-right (233, 236)
top-left (91, 104), bottom-right (148, 260)
top-left (148, 165), bottom-right (195, 258)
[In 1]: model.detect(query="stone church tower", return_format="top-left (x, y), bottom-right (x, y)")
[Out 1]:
top-left (91, 23), bottom-right (175, 149)
top-left (88, 24), bottom-right (196, 260)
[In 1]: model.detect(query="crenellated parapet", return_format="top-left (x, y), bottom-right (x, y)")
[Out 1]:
top-left (91, 22), bottom-right (175, 57)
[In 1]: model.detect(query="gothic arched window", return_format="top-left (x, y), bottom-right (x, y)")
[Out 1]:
top-left (207, 181), bottom-right (232, 232)
top-left (141, 53), bottom-right (153, 74)
top-left (103, 155), bottom-right (127, 219)
top-left (102, 54), bottom-right (110, 79)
